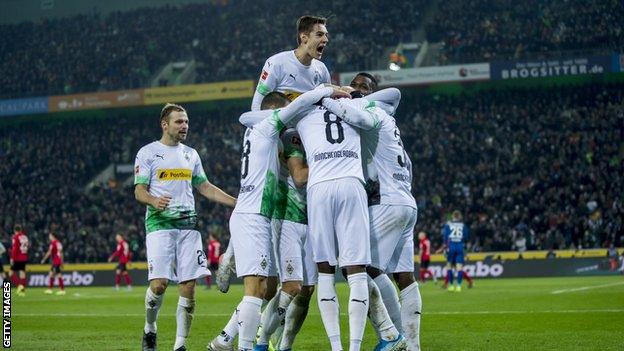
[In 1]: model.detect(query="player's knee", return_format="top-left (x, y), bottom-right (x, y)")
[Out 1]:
top-left (281, 281), bottom-right (302, 296)
top-left (317, 262), bottom-right (335, 274)
top-left (394, 272), bottom-right (416, 291)
top-left (299, 285), bottom-right (315, 297)
top-left (150, 279), bottom-right (169, 295)
top-left (178, 279), bottom-right (196, 298)
top-left (344, 265), bottom-right (366, 276)
top-left (366, 266), bottom-right (383, 278)
top-left (244, 275), bottom-right (267, 298)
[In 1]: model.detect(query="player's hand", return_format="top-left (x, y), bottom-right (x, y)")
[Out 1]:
top-left (152, 195), bottom-right (172, 210)
top-left (9, 259), bottom-right (13, 266)
top-left (40, 259), bottom-right (44, 264)
top-left (340, 85), bottom-right (356, 94)
top-left (107, 257), bottom-right (112, 263)
top-left (330, 87), bottom-right (351, 100)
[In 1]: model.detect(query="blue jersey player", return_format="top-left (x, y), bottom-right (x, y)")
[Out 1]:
top-left (442, 210), bottom-right (469, 292)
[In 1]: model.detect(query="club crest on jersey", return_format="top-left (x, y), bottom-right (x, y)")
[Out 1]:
top-left (313, 71), bottom-right (320, 85)
top-left (183, 151), bottom-right (191, 162)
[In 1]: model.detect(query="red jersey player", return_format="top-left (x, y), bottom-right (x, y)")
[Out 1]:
top-left (204, 234), bottom-right (220, 289)
top-left (108, 233), bottom-right (132, 290)
top-left (418, 232), bottom-right (436, 283)
top-left (41, 230), bottom-right (65, 295)
top-left (10, 224), bottom-right (29, 296)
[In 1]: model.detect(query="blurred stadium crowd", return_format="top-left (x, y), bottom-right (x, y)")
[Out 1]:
top-left (3, 0), bottom-right (622, 100)
top-left (0, 0), bottom-right (421, 99)
top-left (1, 83), bottom-right (621, 262)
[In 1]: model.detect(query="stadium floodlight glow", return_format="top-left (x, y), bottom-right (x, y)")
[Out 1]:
top-left (389, 62), bottom-right (401, 71)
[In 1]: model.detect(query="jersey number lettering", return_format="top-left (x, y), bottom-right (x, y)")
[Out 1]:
top-left (324, 111), bottom-right (344, 144)
top-left (241, 140), bottom-right (251, 179)
top-left (450, 224), bottom-right (463, 240)
top-left (395, 128), bottom-right (408, 167)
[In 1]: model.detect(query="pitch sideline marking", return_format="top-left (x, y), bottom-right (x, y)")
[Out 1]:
top-left (13, 309), bottom-right (624, 318)
top-left (551, 281), bottom-right (624, 294)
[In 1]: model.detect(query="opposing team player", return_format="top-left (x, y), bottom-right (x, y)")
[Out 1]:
top-left (418, 232), bottom-right (436, 283)
top-left (108, 233), bottom-right (132, 291)
top-left (218, 14), bottom-right (331, 293)
top-left (135, 103), bottom-right (237, 351)
top-left (40, 229), bottom-right (65, 295)
top-left (205, 233), bottom-right (221, 289)
top-left (10, 224), bottom-right (29, 297)
top-left (321, 73), bottom-right (423, 350)
top-left (208, 86), bottom-right (347, 351)
top-left (442, 210), bottom-right (470, 292)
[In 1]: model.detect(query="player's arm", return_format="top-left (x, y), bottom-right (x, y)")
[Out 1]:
top-left (134, 184), bottom-right (171, 210)
top-left (251, 59), bottom-right (281, 111)
top-left (196, 180), bottom-right (237, 207)
top-left (108, 246), bottom-right (119, 262)
top-left (40, 246), bottom-right (51, 264)
top-left (287, 156), bottom-right (308, 188)
top-left (58, 246), bottom-right (63, 265)
top-left (241, 86), bottom-right (349, 132)
top-left (322, 97), bottom-right (380, 130)
top-left (366, 88), bottom-right (401, 115)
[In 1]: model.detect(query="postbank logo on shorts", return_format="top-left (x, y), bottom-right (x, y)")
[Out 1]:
top-left (157, 168), bottom-right (192, 181)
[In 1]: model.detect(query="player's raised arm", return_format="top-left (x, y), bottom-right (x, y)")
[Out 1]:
top-left (322, 97), bottom-right (379, 130)
top-left (366, 87), bottom-right (402, 115)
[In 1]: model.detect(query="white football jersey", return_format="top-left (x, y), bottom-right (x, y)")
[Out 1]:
top-left (362, 106), bottom-right (416, 208)
top-left (252, 50), bottom-right (331, 110)
top-left (296, 106), bottom-right (364, 188)
top-left (233, 112), bottom-right (284, 217)
top-left (134, 141), bottom-right (208, 233)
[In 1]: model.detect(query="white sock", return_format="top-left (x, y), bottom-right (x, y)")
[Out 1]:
top-left (347, 272), bottom-right (368, 351)
top-left (217, 306), bottom-right (240, 345)
top-left (258, 290), bottom-right (294, 345)
top-left (144, 287), bottom-right (164, 334)
top-left (279, 293), bottom-right (311, 350)
top-left (238, 296), bottom-right (263, 350)
top-left (174, 296), bottom-right (194, 349)
top-left (317, 273), bottom-right (342, 351)
top-left (367, 277), bottom-right (399, 341)
top-left (400, 282), bottom-right (422, 351)
top-left (374, 274), bottom-right (403, 333)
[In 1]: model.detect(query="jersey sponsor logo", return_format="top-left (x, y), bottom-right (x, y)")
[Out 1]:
top-left (261, 70), bottom-right (269, 81)
top-left (392, 172), bottom-right (410, 181)
top-left (239, 185), bottom-right (256, 194)
top-left (284, 91), bottom-right (302, 101)
top-left (156, 168), bottom-right (192, 181)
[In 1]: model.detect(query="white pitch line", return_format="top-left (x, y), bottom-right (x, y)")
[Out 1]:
top-left (551, 281), bottom-right (624, 294)
top-left (13, 309), bottom-right (624, 318)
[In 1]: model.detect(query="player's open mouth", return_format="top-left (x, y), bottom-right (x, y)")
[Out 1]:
top-left (316, 45), bottom-right (325, 54)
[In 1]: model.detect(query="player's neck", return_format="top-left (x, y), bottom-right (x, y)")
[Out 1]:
top-left (294, 47), bottom-right (313, 66)
top-left (159, 135), bottom-right (179, 147)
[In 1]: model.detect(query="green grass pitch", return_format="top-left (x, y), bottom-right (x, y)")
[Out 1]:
top-left (11, 276), bottom-right (624, 350)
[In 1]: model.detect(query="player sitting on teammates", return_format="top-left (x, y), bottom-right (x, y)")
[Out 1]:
top-left (441, 210), bottom-right (470, 292)
top-left (40, 228), bottom-right (65, 295)
top-left (108, 233), bottom-right (133, 291)
top-left (218, 14), bottom-right (331, 293)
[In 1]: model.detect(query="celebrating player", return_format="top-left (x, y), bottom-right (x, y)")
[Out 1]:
top-left (135, 103), bottom-right (237, 351)
top-left (208, 86), bottom-right (347, 351)
top-left (40, 229), bottom-right (65, 295)
top-left (442, 210), bottom-right (470, 292)
top-left (10, 224), bottom-right (29, 297)
top-left (322, 73), bottom-right (422, 350)
top-left (108, 233), bottom-right (132, 291)
top-left (251, 15), bottom-right (330, 110)
top-left (218, 15), bottom-right (332, 293)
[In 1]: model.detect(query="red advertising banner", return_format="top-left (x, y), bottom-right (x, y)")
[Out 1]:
top-left (48, 89), bottom-right (144, 112)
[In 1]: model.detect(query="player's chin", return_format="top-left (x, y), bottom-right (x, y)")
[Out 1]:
top-left (178, 132), bottom-right (187, 140)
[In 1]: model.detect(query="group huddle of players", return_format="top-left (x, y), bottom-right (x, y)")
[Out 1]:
top-left (133, 15), bottom-right (471, 351)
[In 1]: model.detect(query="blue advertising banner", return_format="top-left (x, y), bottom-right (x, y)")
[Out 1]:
top-left (491, 55), bottom-right (614, 80)
top-left (0, 97), bottom-right (48, 117)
